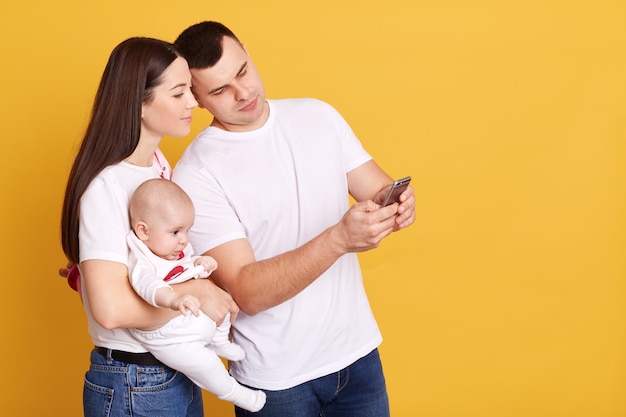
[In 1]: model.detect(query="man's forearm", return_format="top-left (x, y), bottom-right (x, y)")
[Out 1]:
top-left (231, 226), bottom-right (344, 315)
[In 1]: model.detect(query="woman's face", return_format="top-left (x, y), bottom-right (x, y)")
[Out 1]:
top-left (141, 57), bottom-right (198, 140)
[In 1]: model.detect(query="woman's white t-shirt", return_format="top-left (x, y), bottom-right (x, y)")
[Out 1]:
top-left (78, 160), bottom-right (164, 352)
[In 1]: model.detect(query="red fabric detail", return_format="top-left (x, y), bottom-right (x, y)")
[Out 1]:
top-left (67, 264), bottom-right (81, 292)
top-left (163, 265), bottom-right (185, 282)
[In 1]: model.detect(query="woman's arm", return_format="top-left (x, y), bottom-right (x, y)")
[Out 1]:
top-left (82, 260), bottom-right (178, 330)
top-left (82, 260), bottom-right (238, 329)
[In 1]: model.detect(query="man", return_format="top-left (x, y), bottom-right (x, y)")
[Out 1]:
top-left (172, 21), bottom-right (415, 417)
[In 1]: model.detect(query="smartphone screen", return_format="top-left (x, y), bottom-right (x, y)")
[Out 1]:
top-left (381, 176), bottom-right (411, 206)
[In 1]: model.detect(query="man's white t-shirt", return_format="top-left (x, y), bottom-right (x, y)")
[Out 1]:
top-left (173, 98), bottom-right (383, 390)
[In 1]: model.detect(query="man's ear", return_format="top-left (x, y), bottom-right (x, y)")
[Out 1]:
top-left (134, 222), bottom-right (150, 241)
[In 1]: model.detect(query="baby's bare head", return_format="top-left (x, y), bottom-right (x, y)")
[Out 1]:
top-left (129, 178), bottom-right (194, 231)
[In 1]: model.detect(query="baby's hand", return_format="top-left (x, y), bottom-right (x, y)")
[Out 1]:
top-left (195, 256), bottom-right (218, 275)
top-left (171, 294), bottom-right (201, 316)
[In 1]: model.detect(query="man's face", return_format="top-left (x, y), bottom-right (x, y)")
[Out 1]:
top-left (190, 37), bottom-right (268, 132)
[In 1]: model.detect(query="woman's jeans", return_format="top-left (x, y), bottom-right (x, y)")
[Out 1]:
top-left (235, 348), bottom-right (390, 417)
top-left (84, 348), bottom-right (204, 417)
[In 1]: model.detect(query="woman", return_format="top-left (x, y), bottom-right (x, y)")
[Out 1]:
top-left (61, 37), bottom-right (238, 417)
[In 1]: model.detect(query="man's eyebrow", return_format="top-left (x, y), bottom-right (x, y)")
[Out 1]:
top-left (206, 62), bottom-right (248, 95)
top-left (236, 61), bottom-right (248, 77)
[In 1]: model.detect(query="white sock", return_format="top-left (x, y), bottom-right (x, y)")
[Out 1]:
top-left (218, 382), bottom-right (266, 412)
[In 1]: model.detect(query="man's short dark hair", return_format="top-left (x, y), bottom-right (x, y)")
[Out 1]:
top-left (174, 21), bottom-right (241, 69)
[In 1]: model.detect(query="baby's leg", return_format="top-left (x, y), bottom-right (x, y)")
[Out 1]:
top-left (211, 312), bottom-right (245, 361)
top-left (149, 340), bottom-right (265, 412)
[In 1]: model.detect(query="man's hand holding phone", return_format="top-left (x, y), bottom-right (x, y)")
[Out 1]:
top-left (374, 176), bottom-right (415, 230)
top-left (375, 176), bottom-right (411, 206)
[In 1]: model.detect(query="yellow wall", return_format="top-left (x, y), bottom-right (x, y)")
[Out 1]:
top-left (1, 0), bottom-right (624, 416)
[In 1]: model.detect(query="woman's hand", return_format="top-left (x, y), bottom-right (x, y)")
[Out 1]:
top-left (58, 261), bottom-right (81, 292)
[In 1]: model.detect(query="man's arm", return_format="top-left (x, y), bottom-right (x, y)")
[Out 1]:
top-left (207, 201), bottom-right (396, 315)
top-left (207, 160), bottom-right (415, 316)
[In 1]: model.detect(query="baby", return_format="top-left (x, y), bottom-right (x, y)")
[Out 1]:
top-left (127, 178), bottom-right (265, 412)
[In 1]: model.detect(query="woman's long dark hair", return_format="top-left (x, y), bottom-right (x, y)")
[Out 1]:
top-left (61, 37), bottom-right (180, 264)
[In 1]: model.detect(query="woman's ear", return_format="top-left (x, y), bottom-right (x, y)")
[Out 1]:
top-left (134, 222), bottom-right (150, 241)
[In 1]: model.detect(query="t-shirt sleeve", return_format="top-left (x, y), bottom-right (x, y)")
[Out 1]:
top-left (79, 176), bottom-right (131, 265)
top-left (173, 163), bottom-right (246, 256)
top-left (322, 100), bottom-right (372, 173)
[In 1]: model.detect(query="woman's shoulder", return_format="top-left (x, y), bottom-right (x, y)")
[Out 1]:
top-left (86, 162), bottom-right (159, 201)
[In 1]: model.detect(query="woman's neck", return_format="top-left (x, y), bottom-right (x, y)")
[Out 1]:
top-left (125, 138), bottom-right (160, 167)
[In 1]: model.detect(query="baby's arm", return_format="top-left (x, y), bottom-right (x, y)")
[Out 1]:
top-left (194, 256), bottom-right (218, 276)
top-left (154, 287), bottom-right (201, 316)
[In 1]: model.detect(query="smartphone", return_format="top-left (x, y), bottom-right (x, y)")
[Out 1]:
top-left (380, 176), bottom-right (412, 206)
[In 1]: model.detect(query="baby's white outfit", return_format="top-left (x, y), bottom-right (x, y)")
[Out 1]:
top-left (126, 231), bottom-right (266, 412)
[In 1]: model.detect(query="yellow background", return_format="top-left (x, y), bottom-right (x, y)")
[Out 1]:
top-left (1, 0), bottom-right (624, 416)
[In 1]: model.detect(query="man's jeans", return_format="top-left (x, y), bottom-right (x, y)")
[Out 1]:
top-left (235, 348), bottom-right (390, 417)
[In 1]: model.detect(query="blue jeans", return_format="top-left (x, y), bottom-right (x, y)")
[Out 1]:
top-left (83, 348), bottom-right (204, 417)
top-left (235, 348), bottom-right (390, 417)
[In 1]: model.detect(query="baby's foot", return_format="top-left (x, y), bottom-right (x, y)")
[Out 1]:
top-left (219, 384), bottom-right (266, 412)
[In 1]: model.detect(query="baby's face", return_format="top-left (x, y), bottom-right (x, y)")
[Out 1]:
top-left (143, 208), bottom-right (195, 261)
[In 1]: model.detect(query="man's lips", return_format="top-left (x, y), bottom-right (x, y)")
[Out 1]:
top-left (239, 97), bottom-right (257, 112)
